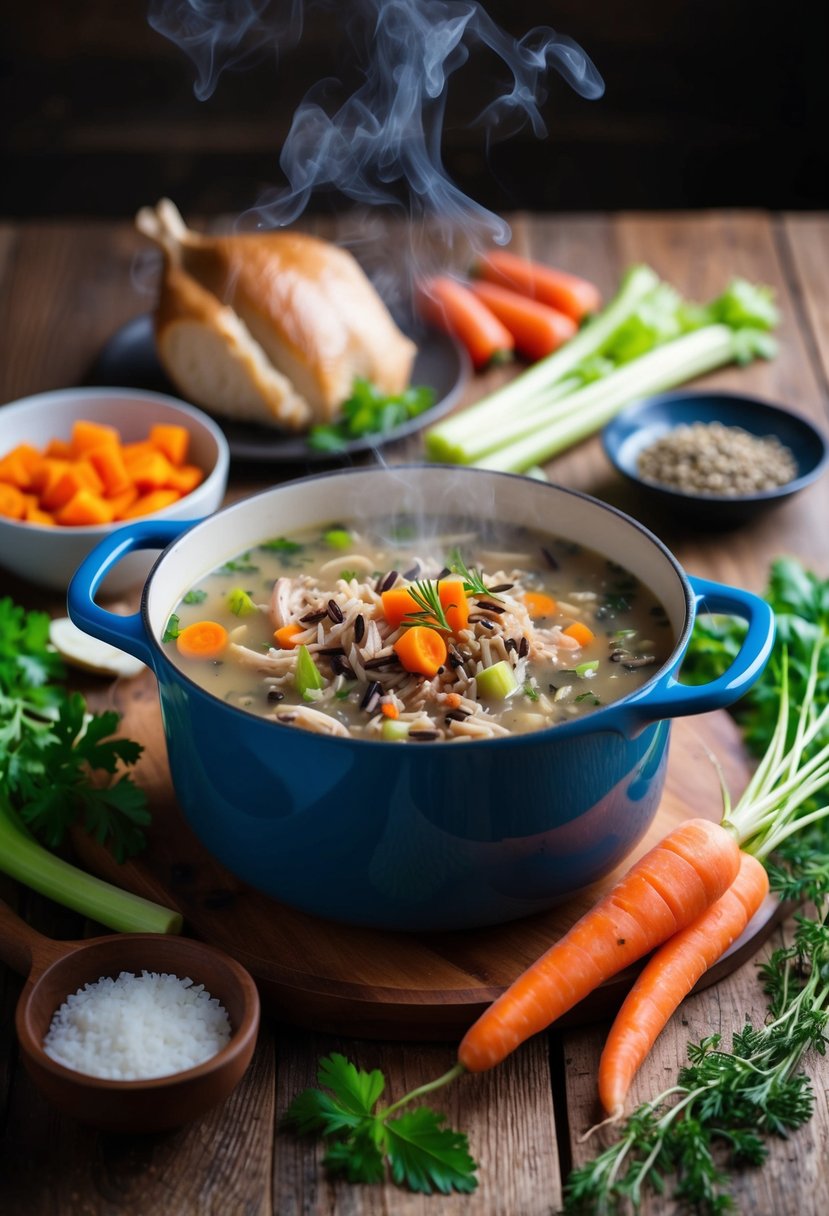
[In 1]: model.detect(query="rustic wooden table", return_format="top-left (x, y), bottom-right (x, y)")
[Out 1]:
top-left (1, 212), bottom-right (828, 1215)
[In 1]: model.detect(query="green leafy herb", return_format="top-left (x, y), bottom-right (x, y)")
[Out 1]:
top-left (260, 537), bottom-right (304, 555)
top-left (162, 613), bottom-right (181, 642)
top-left (0, 598), bottom-right (150, 862)
top-left (258, 537), bottom-right (307, 569)
top-left (523, 682), bottom-right (540, 702)
top-left (284, 1053), bottom-right (476, 1194)
top-left (339, 569), bottom-right (358, 583)
top-left (227, 587), bottom-right (257, 617)
top-left (308, 378), bottom-right (435, 452)
top-left (575, 691), bottom-right (601, 705)
top-left (216, 553), bottom-right (260, 575)
top-left (183, 588), bottom-right (207, 605)
top-left (448, 547), bottom-right (500, 600)
top-left (402, 580), bottom-right (452, 633)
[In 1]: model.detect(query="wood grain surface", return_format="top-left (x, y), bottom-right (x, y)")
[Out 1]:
top-left (1, 212), bottom-right (828, 1216)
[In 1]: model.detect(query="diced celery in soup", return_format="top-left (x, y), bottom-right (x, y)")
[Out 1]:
top-left (162, 519), bottom-right (674, 742)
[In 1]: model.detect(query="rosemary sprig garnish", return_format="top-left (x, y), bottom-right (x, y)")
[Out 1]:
top-left (448, 548), bottom-right (501, 601)
top-left (402, 580), bottom-right (452, 632)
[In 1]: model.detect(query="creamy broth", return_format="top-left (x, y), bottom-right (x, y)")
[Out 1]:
top-left (162, 519), bottom-right (674, 741)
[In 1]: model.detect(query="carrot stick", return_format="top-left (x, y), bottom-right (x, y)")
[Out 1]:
top-left (468, 280), bottom-right (577, 361)
top-left (393, 626), bottom-right (448, 677)
top-left (475, 249), bottom-right (602, 322)
top-left (597, 851), bottom-right (769, 1117)
top-left (176, 620), bottom-right (229, 660)
top-left (418, 276), bottom-right (514, 370)
top-left (457, 818), bottom-right (741, 1072)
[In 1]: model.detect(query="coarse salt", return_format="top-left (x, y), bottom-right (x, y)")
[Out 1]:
top-left (43, 971), bottom-right (232, 1081)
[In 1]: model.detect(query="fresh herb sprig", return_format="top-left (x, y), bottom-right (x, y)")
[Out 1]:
top-left (284, 1053), bottom-right (476, 1194)
top-left (402, 580), bottom-right (452, 632)
top-left (308, 378), bottom-right (435, 453)
top-left (0, 597), bottom-right (149, 861)
top-left (448, 547), bottom-right (501, 600)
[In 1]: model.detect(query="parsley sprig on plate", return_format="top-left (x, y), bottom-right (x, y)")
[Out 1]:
top-left (284, 1053), bottom-right (476, 1194)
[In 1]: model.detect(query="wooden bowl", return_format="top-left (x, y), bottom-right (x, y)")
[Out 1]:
top-left (2, 903), bottom-right (260, 1134)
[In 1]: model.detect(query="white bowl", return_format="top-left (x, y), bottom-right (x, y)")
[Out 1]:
top-left (0, 387), bottom-right (230, 594)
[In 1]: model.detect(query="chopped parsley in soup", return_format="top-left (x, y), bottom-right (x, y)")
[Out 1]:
top-left (162, 520), bottom-right (674, 742)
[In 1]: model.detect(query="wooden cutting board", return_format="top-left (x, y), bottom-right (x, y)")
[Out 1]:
top-left (73, 670), bottom-right (780, 1040)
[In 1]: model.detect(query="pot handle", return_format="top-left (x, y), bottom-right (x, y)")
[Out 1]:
top-left (614, 576), bottom-right (775, 735)
top-left (67, 519), bottom-right (196, 667)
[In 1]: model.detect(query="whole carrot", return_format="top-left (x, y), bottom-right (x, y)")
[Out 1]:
top-left (468, 280), bottom-right (577, 361)
top-left (597, 850), bottom-right (769, 1117)
top-left (417, 276), bottom-right (514, 370)
top-left (475, 249), bottom-right (602, 322)
top-left (458, 818), bottom-right (741, 1072)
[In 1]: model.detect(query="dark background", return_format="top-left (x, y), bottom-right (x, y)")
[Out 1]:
top-left (1, 0), bottom-right (826, 219)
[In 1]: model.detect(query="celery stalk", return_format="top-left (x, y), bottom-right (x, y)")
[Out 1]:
top-left (425, 264), bottom-right (661, 461)
top-left (476, 660), bottom-right (519, 699)
top-left (474, 325), bottom-right (768, 474)
top-left (0, 802), bottom-right (182, 935)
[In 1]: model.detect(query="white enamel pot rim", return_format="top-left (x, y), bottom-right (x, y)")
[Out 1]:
top-left (68, 465), bottom-right (773, 746)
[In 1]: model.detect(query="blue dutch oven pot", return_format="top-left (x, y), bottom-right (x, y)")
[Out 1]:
top-left (68, 468), bottom-right (774, 931)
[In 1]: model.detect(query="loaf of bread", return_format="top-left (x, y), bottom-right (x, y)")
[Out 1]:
top-left (136, 200), bottom-right (417, 431)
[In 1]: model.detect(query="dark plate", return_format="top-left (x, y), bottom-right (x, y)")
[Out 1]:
top-left (602, 389), bottom-right (829, 528)
top-left (88, 314), bottom-right (468, 463)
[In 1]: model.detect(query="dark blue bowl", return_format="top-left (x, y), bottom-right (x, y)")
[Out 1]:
top-left (603, 390), bottom-right (829, 528)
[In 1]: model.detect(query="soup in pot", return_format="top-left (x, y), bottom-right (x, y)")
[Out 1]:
top-left (161, 518), bottom-right (674, 742)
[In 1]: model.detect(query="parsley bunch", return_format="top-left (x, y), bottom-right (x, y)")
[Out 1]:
top-left (284, 1053), bottom-right (476, 1194)
top-left (0, 597), bottom-right (149, 861)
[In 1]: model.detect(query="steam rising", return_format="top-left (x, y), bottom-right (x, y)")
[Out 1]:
top-left (149, 0), bottom-right (603, 247)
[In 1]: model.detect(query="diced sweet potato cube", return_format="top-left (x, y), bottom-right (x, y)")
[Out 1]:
top-left (71, 419), bottom-right (120, 456)
top-left (0, 483), bottom-right (26, 519)
top-left (107, 485), bottom-right (140, 517)
top-left (44, 437), bottom-right (73, 459)
top-left (87, 443), bottom-right (132, 496)
top-left (55, 489), bottom-right (116, 527)
top-left (41, 461), bottom-right (104, 511)
top-left (24, 503), bottom-right (56, 526)
top-left (166, 463), bottom-right (204, 495)
top-left (121, 440), bottom-right (155, 464)
top-left (124, 449), bottom-right (176, 492)
top-left (150, 423), bottom-right (190, 467)
top-left (29, 458), bottom-right (70, 496)
top-left (118, 488), bottom-right (180, 519)
top-left (0, 443), bottom-right (41, 489)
